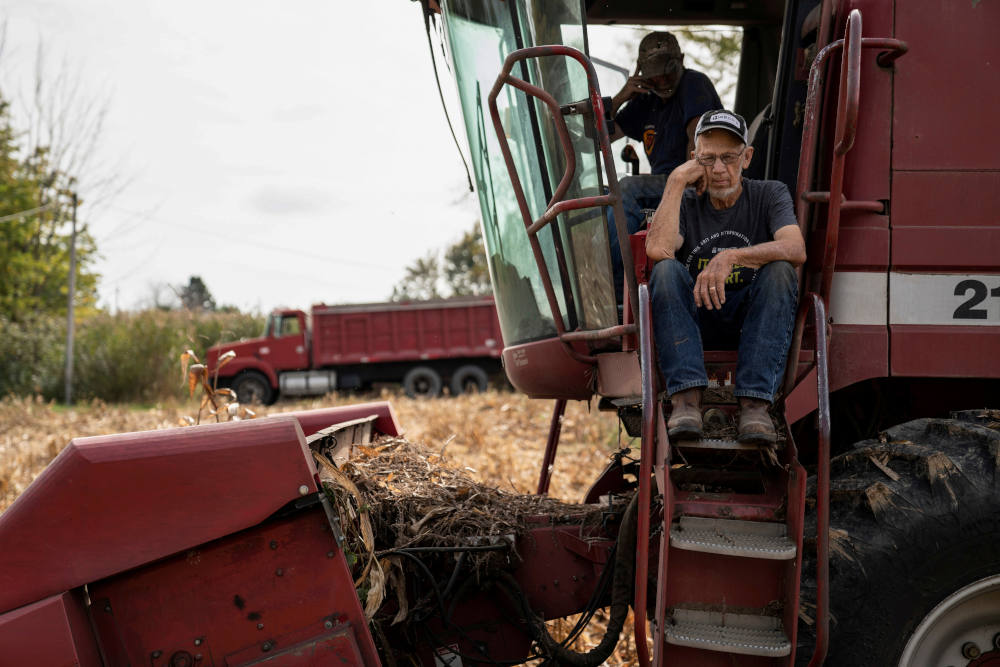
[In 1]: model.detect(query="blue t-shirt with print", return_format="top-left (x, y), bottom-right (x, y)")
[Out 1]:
top-left (677, 179), bottom-right (798, 292)
top-left (614, 69), bottom-right (721, 175)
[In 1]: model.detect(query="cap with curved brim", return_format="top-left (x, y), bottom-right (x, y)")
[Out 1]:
top-left (639, 53), bottom-right (682, 79)
top-left (695, 110), bottom-right (750, 144)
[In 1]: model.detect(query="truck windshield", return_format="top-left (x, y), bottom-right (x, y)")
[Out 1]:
top-left (441, 0), bottom-right (617, 346)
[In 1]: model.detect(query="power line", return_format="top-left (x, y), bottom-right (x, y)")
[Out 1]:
top-left (0, 202), bottom-right (58, 223)
top-left (105, 204), bottom-right (391, 272)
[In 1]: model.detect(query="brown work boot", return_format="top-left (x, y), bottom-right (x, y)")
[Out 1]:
top-left (668, 388), bottom-right (703, 440)
top-left (738, 398), bottom-right (777, 445)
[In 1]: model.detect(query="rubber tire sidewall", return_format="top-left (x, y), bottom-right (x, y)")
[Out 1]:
top-left (827, 495), bottom-right (1000, 664)
top-left (402, 366), bottom-right (442, 398)
top-left (232, 370), bottom-right (275, 405)
top-left (449, 364), bottom-right (489, 396)
top-left (799, 418), bottom-right (1000, 666)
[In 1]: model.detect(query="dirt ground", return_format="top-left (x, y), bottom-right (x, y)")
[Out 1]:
top-left (0, 390), bottom-right (648, 664)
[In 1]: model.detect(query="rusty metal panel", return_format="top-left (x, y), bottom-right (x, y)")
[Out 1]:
top-left (893, 0), bottom-right (1000, 170)
top-left (88, 508), bottom-right (379, 667)
top-left (829, 324), bottom-right (888, 391)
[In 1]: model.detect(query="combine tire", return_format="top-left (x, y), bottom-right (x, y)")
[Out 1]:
top-left (231, 370), bottom-right (275, 405)
top-left (450, 364), bottom-right (489, 395)
top-left (402, 366), bottom-right (442, 398)
top-left (798, 417), bottom-right (1000, 666)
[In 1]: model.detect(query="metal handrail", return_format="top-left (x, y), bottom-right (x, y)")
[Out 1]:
top-left (634, 282), bottom-right (656, 667)
top-left (782, 14), bottom-right (907, 397)
top-left (805, 292), bottom-right (832, 667)
top-left (488, 46), bottom-right (641, 364)
top-left (820, 9), bottom-right (862, 304)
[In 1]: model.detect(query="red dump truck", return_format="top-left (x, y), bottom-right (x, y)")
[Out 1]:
top-left (206, 296), bottom-right (503, 403)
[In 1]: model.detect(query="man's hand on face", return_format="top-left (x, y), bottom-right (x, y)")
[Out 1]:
top-left (669, 159), bottom-right (707, 196)
top-left (622, 74), bottom-right (649, 100)
top-left (694, 249), bottom-right (736, 310)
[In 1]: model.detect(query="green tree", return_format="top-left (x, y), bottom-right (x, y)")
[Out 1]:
top-left (391, 253), bottom-right (443, 301)
top-left (179, 275), bottom-right (216, 311)
top-left (391, 222), bottom-right (491, 301)
top-left (443, 223), bottom-right (491, 296)
top-left (0, 98), bottom-right (98, 321)
top-left (675, 27), bottom-right (742, 103)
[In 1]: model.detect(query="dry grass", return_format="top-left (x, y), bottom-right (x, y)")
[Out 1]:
top-left (0, 390), bottom-right (627, 512)
top-left (0, 390), bottom-right (649, 663)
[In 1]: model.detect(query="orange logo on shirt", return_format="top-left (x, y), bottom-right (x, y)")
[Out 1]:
top-left (643, 128), bottom-right (656, 156)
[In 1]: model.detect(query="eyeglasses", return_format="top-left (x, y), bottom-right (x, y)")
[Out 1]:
top-left (694, 147), bottom-right (745, 167)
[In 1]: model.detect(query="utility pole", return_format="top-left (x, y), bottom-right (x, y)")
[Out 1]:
top-left (64, 193), bottom-right (78, 405)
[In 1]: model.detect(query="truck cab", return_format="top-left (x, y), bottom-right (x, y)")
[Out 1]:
top-left (206, 308), bottom-right (311, 405)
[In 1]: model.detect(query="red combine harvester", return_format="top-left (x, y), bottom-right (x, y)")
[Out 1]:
top-left (1, 0), bottom-right (999, 664)
top-left (205, 297), bottom-right (504, 403)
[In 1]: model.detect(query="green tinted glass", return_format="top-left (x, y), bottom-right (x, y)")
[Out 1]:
top-left (441, 0), bottom-right (616, 346)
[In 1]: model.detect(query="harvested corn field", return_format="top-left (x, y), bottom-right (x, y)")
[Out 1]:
top-left (0, 391), bottom-right (649, 664)
top-left (0, 391), bottom-right (623, 513)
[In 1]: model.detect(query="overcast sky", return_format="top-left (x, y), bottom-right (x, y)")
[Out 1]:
top-left (2, 0), bottom-right (484, 313)
top-left (1, 3), bottom-right (736, 314)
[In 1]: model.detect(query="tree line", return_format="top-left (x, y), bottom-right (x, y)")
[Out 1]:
top-left (0, 36), bottom-right (489, 403)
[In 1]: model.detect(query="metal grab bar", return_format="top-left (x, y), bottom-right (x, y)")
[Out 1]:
top-left (801, 191), bottom-right (883, 212)
top-left (783, 14), bottom-right (907, 398)
top-left (488, 46), bottom-right (641, 360)
top-left (834, 11), bottom-right (863, 157)
top-left (821, 9), bottom-right (862, 304)
top-left (794, 32), bottom-right (908, 240)
top-left (805, 292), bottom-right (832, 667)
top-left (634, 282), bottom-right (656, 667)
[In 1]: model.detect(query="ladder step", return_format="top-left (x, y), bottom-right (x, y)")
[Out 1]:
top-left (670, 517), bottom-right (796, 560)
top-left (674, 438), bottom-right (764, 451)
top-left (665, 608), bottom-right (791, 657)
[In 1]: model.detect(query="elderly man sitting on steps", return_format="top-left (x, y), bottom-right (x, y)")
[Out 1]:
top-left (645, 109), bottom-right (806, 444)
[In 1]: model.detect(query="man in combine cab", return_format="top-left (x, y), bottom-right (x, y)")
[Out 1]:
top-left (645, 110), bottom-right (806, 444)
top-left (607, 31), bottom-right (722, 306)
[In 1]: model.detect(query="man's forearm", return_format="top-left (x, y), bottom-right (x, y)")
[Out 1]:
top-left (729, 239), bottom-right (806, 269)
top-left (611, 91), bottom-right (630, 117)
top-left (645, 182), bottom-right (686, 261)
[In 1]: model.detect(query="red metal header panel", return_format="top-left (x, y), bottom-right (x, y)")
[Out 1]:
top-left (0, 592), bottom-right (101, 667)
top-left (0, 417), bottom-right (318, 614)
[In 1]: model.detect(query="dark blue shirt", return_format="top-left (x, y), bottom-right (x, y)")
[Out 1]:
top-left (614, 69), bottom-right (721, 175)
top-left (678, 179), bottom-right (797, 292)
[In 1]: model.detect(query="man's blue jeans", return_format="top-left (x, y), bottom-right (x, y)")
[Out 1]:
top-left (648, 259), bottom-right (798, 402)
top-left (609, 174), bottom-right (669, 306)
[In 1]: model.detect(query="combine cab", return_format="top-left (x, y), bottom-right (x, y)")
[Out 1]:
top-left (2, 0), bottom-right (999, 665)
top-left (407, 0), bottom-right (1000, 663)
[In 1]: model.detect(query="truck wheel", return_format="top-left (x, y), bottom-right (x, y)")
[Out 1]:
top-left (402, 366), bottom-right (442, 398)
top-left (231, 370), bottom-right (275, 405)
top-left (797, 417), bottom-right (1000, 666)
top-left (450, 364), bottom-right (489, 395)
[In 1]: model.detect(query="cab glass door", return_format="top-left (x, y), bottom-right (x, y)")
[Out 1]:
top-left (441, 0), bottom-right (616, 346)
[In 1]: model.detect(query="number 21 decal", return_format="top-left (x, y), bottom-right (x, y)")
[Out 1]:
top-left (954, 279), bottom-right (1000, 320)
